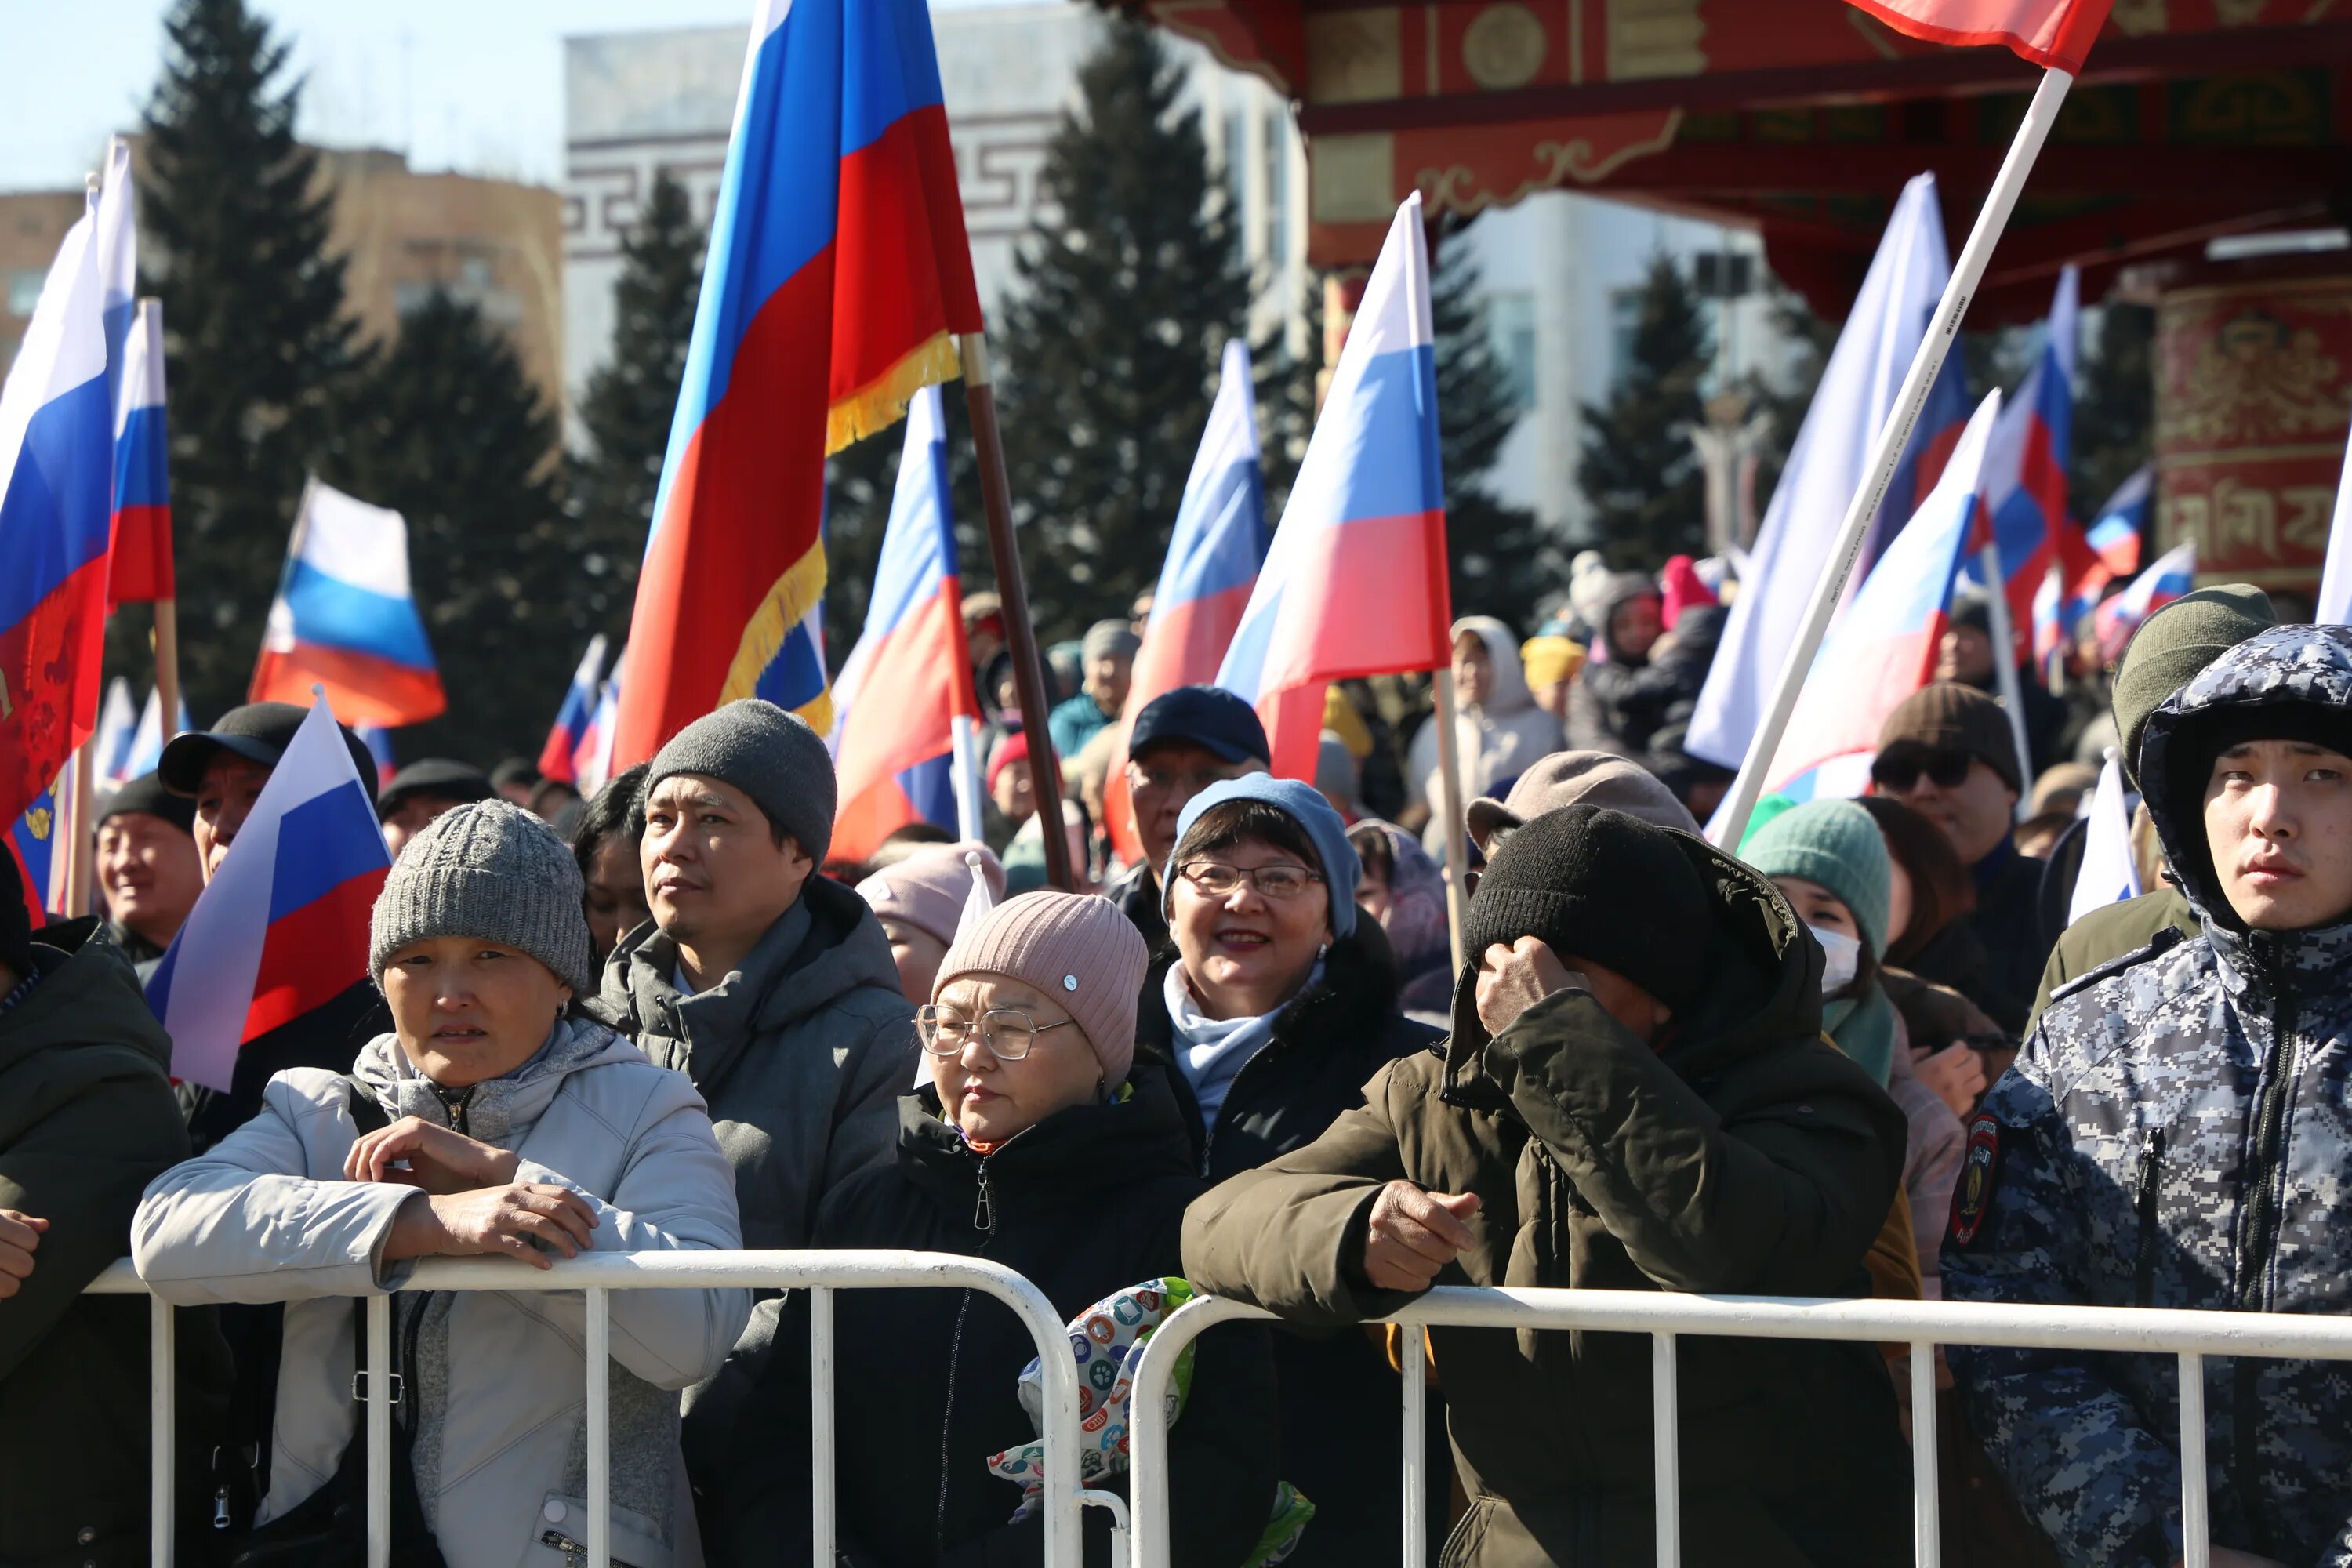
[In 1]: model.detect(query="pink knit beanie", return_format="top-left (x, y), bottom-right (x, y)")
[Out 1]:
top-left (857, 843), bottom-right (1005, 946)
top-left (934, 892), bottom-right (1148, 1083)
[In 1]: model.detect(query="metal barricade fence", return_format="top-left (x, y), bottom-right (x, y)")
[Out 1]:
top-left (86, 1248), bottom-right (1112, 1568)
top-left (1123, 1284), bottom-right (2352, 1568)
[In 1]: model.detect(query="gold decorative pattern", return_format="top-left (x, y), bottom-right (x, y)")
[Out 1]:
top-left (1305, 11), bottom-right (1402, 105)
top-left (1463, 3), bottom-right (1548, 89)
top-left (1607, 0), bottom-right (1704, 82)
top-left (2156, 307), bottom-right (2345, 449)
top-left (2161, 478), bottom-right (2337, 564)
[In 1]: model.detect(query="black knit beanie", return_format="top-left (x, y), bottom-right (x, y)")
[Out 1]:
top-left (1465, 804), bottom-right (1711, 1013)
top-left (0, 848), bottom-right (32, 976)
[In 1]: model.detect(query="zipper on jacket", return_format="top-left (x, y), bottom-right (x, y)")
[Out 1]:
top-left (1196, 1036), bottom-right (1288, 1179)
top-left (2133, 1129), bottom-right (2166, 1308)
top-left (539, 1529), bottom-right (639, 1568)
top-left (935, 1290), bottom-right (975, 1558)
top-left (973, 1158), bottom-right (995, 1235)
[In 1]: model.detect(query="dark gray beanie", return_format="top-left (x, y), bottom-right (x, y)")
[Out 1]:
top-left (369, 800), bottom-right (596, 996)
top-left (648, 699), bottom-right (837, 864)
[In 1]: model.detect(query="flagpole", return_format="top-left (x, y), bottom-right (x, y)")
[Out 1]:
top-left (152, 597), bottom-right (181, 749)
top-left (1431, 670), bottom-right (1471, 976)
top-left (1979, 544), bottom-right (2037, 817)
top-left (950, 714), bottom-right (983, 843)
top-left (958, 332), bottom-right (1073, 891)
top-left (60, 750), bottom-right (93, 918)
top-left (1714, 65), bottom-right (2077, 848)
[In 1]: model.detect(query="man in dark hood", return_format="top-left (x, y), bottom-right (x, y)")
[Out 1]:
top-left (1947, 623), bottom-right (2352, 1568)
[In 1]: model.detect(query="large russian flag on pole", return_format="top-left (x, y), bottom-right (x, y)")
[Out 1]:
top-left (1756, 390), bottom-right (2004, 803)
top-left (614, 0), bottom-right (985, 768)
top-left (829, 385), bottom-right (979, 863)
top-left (1218, 196), bottom-right (1449, 780)
top-left (1975, 266), bottom-right (2077, 642)
top-left (107, 299), bottom-right (176, 606)
top-left (1845, 0), bottom-right (2113, 71)
top-left (539, 633), bottom-right (610, 785)
top-left (249, 480), bottom-right (447, 726)
top-left (147, 698), bottom-right (390, 1091)
top-left (0, 194), bottom-right (113, 830)
top-left (1105, 339), bottom-right (1269, 864)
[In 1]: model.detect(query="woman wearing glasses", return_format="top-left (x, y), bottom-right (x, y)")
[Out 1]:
top-left (713, 891), bottom-right (1279, 1568)
top-left (1139, 775), bottom-right (1450, 1566)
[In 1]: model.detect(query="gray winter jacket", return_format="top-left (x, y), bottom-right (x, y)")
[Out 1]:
top-left (1944, 624), bottom-right (2352, 1567)
top-left (131, 1017), bottom-right (750, 1568)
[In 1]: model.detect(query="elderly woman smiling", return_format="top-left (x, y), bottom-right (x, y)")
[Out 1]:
top-left (133, 801), bottom-right (748, 1568)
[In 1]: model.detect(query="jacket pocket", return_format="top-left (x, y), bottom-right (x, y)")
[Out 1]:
top-left (2133, 1128), bottom-right (2165, 1308)
top-left (528, 1493), bottom-right (668, 1568)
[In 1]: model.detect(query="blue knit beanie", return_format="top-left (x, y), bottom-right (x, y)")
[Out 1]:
top-left (1165, 775), bottom-right (1360, 939)
top-left (1740, 799), bottom-right (1892, 960)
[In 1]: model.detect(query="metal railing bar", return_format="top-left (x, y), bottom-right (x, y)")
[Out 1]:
top-left (365, 1293), bottom-right (390, 1568)
top-left (151, 1294), bottom-right (175, 1568)
top-left (587, 1287), bottom-right (611, 1568)
top-left (2180, 1351), bottom-right (2209, 1568)
top-left (811, 1285), bottom-right (836, 1566)
top-left (1653, 1333), bottom-right (1680, 1568)
top-left (1403, 1326), bottom-right (1427, 1568)
top-left (1912, 1340), bottom-right (1940, 1568)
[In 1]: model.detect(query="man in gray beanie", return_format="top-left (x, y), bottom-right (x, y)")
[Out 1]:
top-left (597, 701), bottom-right (917, 1502)
top-left (1047, 618), bottom-right (1140, 760)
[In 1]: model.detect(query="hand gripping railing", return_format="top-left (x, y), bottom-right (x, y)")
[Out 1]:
top-left (89, 1248), bottom-right (1091, 1568)
top-left (1123, 1284), bottom-right (2352, 1568)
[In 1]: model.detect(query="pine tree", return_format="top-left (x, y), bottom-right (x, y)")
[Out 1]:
top-left (988, 18), bottom-right (1260, 639)
top-left (2071, 299), bottom-right (2154, 521)
top-left (137, 0), bottom-right (368, 717)
top-left (1428, 225), bottom-right (1545, 630)
top-left (574, 170), bottom-right (703, 565)
top-left (330, 292), bottom-right (572, 763)
top-left (1575, 254), bottom-right (1708, 569)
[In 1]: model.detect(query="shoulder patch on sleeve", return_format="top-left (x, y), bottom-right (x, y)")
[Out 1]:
top-left (2048, 924), bottom-right (2187, 1005)
top-left (1947, 1114), bottom-right (2002, 1249)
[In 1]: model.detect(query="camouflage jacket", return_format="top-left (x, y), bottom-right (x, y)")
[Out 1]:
top-left (1944, 625), bottom-right (2352, 1568)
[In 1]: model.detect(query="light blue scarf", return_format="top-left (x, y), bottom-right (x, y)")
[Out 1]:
top-left (1164, 961), bottom-right (1320, 1129)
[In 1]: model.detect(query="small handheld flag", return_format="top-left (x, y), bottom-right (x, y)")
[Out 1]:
top-left (539, 634), bottom-right (612, 786)
top-left (2092, 539), bottom-right (2195, 662)
top-left (249, 481), bottom-right (446, 726)
top-left (1975, 267), bottom-right (2077, 643)
top-left (1844, 0), bottom-right (2114, 72)
top-left (93, 678), bottom-right (140, 785)
top-left (2067, 752), bottom-right (2141, 925)
top-left (575, 658), bottom-right (624, 797)
top-left (146, 696), bottom-right (391, 1091)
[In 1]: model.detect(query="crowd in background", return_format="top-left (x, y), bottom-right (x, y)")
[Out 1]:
top-left (5, 547), bottom-right (2352, 1568)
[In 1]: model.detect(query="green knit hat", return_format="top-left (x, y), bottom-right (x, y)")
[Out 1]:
top-left (2113, 583), bottom-right (2274, 789)
top-left (1739, 800), bottom-right (1892, 960)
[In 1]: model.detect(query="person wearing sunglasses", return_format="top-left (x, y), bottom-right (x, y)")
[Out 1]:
top-left (700, 891), bottom-right (1279, 1567)
top-left (1869, 684), bottom-right (2053, 1036)
top-left (1139, 775), bottom-right (1450, 1564)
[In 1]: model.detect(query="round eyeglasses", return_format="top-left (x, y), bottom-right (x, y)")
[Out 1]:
top-left (916, 1006), bottom-right (1080, 1061)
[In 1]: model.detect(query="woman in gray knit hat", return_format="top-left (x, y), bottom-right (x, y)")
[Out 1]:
top-left (134, 800), bottom-right (750, 1568)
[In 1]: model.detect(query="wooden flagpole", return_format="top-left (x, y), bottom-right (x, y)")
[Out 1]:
top-left (1713, 65), bottom-right (2077, 849)
top-left (1430, 668), bottom-right (1471, 976)
top-left (958, 332), bottom-right (1074, 891)
top-left (152, 599), bottom-right (181, 746)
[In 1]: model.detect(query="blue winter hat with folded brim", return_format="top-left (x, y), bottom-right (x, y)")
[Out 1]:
top-left (1164, 775), bottom-right (1360, 939)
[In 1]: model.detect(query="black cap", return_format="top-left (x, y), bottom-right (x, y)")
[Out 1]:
top-left (98, 771), bottom-right (197, 837)
top-left (158, 701), bottom-right (383, 805)
top-left (490, 757), bottom-right (541, 792)
top-left (1129, 686), bottom-right (1270, 767)
top-left (378, 758), bottom-right (495, 819)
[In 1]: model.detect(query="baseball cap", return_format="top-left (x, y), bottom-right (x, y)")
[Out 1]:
top-left (1128, 686), bottom-right (1270, 768)
top-left (158, 701), bottom-right (383, 804)
top-left (378, 758), bottom-right (495, 820)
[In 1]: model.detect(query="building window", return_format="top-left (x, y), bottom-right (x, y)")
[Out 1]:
top-left (1609, 285), bottom-right (1644, 390)
top-left (6, 270), bottom-right (44, 318)
top-left (1486, 291), bottom-right (1537, 413)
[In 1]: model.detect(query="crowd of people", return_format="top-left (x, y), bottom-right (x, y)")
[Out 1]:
top-left (4, 549), bottom-right (2351, 1568)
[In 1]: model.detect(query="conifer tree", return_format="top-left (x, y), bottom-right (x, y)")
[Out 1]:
top-left (574, 170), bottom-right (703, 561)
top-left (1575, 253), bottom-right (1708, 568)
top-left (1428, 227), bottom-right (1545, 630)
top-left (2071, 299), bottom-right (2154, 521)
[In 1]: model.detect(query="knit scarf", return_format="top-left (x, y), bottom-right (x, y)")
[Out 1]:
top-left (1164, 961), bottom-right (1319, 1129)
top-left (1821, 981), bottom-right (1898, 1088)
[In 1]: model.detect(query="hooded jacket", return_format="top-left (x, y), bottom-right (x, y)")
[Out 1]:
top-left (1, 938), bottom-right (231, 1568)
top-left (1564, 581), bottom-right (1692, 762)
top-left (1945, 625), bottom-right (2352, 1568)
top-left (132, 1018), bottom-right (750, 1568)
top-left (692, 1065), bottom-right (1278, 1568)
top-left (1408, 619), bottom-right (1564, 827)
top-left (1181, 830), bottom-right (1912, 1567)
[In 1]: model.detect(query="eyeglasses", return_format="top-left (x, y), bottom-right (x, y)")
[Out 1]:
top-left (915, 1006), bottom-right (1079, 1061)
top-left (1177, 860), bottom-right (1324, 899)
top-left (1871, 747), bottom-right (1974, 793)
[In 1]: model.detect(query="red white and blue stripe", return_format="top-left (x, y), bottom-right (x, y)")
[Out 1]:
top-left (1973, 267), bottom-right (2077, 641)
top-left (107, 297), bottom-right (175, 606)
top-left (1217, 195), bottom-right (1450, 780)
top-left (575, 658), bottom-right (624, 797)
top-left (2092, 539), bottom-right (2194, 659)
top-left (1106, 338), bottom-right (1268, 862)
top-left (1754, 390), bottom-right (2004, 806)
top-left (249, 481), bottom-right (447, 726)
top-left (829, 385), bottom-right (980, 862)
top-left (93, 677), bottom-right (140, 785)
top-left (0, 194), bottom-right (113, 829)
top-left (354, 723), bottom-right (398, 790)
top-left (93, 137), bottom-right (137, 413)
top-left (2086, 462), bottom-right (2148, 575)
top-left (146, 698), bottom-right (391, 1091)
top-left (1687, 175), bottom-right (1964, 773)
top-left (538, 634), bottom-right (611, 786)
top-left (615, 0), bottom-right (983, 767)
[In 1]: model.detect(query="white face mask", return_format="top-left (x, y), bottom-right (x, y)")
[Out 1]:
top-left (1811, 925), bottom-right (1861, 995)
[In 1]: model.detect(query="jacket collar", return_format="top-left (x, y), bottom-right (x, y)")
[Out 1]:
top-left (895, 1063), bottom-right (1196, 1208)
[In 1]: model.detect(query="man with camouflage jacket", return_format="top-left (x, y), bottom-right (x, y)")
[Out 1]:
top-left (1945, 623), bottom-right (2352, 1568)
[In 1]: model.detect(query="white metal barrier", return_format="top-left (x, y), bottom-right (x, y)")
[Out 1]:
top-left (1123, 1285), bottom-right (2352, 1568)
top-left (88, 1248), bottom-right (1103, 1568)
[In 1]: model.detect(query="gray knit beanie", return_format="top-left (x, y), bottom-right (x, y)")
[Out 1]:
top-left (648, 699), bottom-right (837, 866)
top-left (369, 800), bottom-right (597, 996)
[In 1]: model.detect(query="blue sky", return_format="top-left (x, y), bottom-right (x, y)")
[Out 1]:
top-left (3, 0), bottom-right (1005, 194)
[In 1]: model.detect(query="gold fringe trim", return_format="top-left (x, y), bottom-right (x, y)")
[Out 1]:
top-left (825, 332), bottom-right (964, 456)
top-left (721, 539), bottom-right (831, 711)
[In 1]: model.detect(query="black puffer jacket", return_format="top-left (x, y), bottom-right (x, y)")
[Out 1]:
top-left (693, 1064), bottom-right (1279, 1568)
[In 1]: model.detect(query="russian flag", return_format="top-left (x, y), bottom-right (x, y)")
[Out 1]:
top-left (575, 659), bottom-right (623, 797)
top-left (0, 191), bottom-right (114, 830)
top-left (829, 385), bottom-right (980, 863)
top-left (93, 136), bottom-right (137, 408)
top-left (249, 481), bottom-right (447, 726)
top-left (1105, 339), bottom-right (1268, 865)
top-left (146, 698), bottom-right (391, 1092)
top-left (538, 634), bottom-right (611, 785)
top-left (1844, 0), bottom-right (2114, 72)
top-left (2092, 539), bottom-right (2194, 659)
top-left (1687, 175), bottom-right (1963, 773)
top-left (93, 677), bottom-right (139, 785)
top-left (6, 775), bottom-right (69, 928)
top-left (107, 298), bottom-right (175, 606)
top-left (614, 0), bottom-right (984, 768)
top-left (1218, 195), bottom-right (1449, 780)
top-left (2086, 463), bottom-right (2149, 575)
top-left (118, 685), bottom-right (192, 784)
top-left (1973, 267), bottom-right (2078, 645)
top-left (2067, 753), bottom-right (2141, 925)
top-left (354, 724), bottom-right (397, 790)
top-left (1755, 390), bottom-right (2005, 804)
